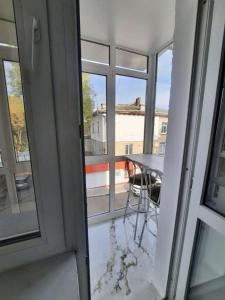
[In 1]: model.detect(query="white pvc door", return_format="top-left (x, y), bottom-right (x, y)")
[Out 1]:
top-left (175, 0), bottom-right (225, 299)
top-left (0, 0), bottom-right (65, 270)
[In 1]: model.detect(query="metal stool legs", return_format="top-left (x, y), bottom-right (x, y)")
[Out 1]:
top-left (123, 184), bottom-right (131, 223)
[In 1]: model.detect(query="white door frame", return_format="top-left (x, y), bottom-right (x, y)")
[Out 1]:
top-left (175, 0), bottom-right (225, 298)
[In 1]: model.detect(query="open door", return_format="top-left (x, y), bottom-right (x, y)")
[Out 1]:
top-left (0, 0), bottom-right (66, 270)
top-left (176, 0), bottom-right (225, 298)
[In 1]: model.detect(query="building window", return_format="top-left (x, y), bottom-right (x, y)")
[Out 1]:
top-left (161, 122), bottom-right (167, 134)
top-left (125, 144), bottom-right (133, 155)
top-left (159, 143), bottom-right (166, 155)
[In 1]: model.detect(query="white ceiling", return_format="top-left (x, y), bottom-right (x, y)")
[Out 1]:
top-left (80, 0), bottom-right (175, 54)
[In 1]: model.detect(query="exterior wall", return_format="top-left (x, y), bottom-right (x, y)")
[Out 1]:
top-left (88, 113), bottom-right (168, 156)
top-left (115, 141), bottom-right (144, 155)
top-left (115, 114), bottom-right (145, 142)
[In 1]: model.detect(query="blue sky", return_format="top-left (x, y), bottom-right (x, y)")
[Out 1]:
top-left (86, 49), bottom-right (172, 110)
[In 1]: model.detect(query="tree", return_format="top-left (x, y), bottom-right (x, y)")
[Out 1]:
top-left (8, 96), bottom-right (28, 152)
top-left (82, 73), bottom-right (95, 131)
top-left (5, 62), bottom-right (28, 153)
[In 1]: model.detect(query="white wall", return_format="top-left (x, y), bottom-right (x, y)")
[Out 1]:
top-left (152, 0), bottom-right (199, 297)
top-left (86, 171), bottom-right (110, 189)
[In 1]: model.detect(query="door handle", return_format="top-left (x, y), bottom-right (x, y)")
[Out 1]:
top-left (31, 17), bottom-right (41, 70)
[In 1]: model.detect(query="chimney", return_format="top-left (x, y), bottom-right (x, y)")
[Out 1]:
top-left (135, 97), bottom-right (141, 108)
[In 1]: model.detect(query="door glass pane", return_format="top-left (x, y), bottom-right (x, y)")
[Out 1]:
top-left (114, 160), bottom-right (139, 209)
top-left (0, 175), bottom-right (9, 213)
top-left (187, 222), bottom-right (225, 300)
top-left (152, 44), bottom-right (173, 156)
top-left (81, 40), bottom-right (109, 65)
top-left (3, 61), bottom-right (30, 162)
top-left (116, 49), bottom-right (148, 73)
top-left (85, 162), bottom-right (110, 216)
top-left (0, 0), bottom-right (39, 240)
top-left (82, 73), bottom-right (107, 156)
top-left (115, 75), bottom-right (147, 156)
top-left (205, 84), bottom-right (225, 216)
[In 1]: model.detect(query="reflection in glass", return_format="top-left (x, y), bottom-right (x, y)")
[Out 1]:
top-left (115, 75), bottom-right (147, 156)
top-left (152, 45), bottom-right (173, 156)
top-left (115, 161), bottom-right (129, 209)
top-left (188, 222), bottom-right (225, 300)
top-left (218, 158), bottom-right (225, 177)
top-left (116, 49), bottom-right (148, 73)
top-left (3, 61), bottom-right (30, 162)
top-left (81, 40), bottom-right (109, 65)
top-left (0, 175), bottom-right (9, 212)
top-left (85, 163), bottom-right (110, 216)
top-left (82, 73), bottom-right (107, 156)
top-left (15, 173), bottom-right (36, 212)
top-left (205, 91), bottom-right (225, 215)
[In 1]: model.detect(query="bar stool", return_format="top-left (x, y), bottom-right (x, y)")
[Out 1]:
top-left (138, 170), bottom-right (161, 247)
top-left (123, 160), bottom-right (158, 243)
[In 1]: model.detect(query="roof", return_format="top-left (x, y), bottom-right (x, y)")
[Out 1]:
top-left (92, 103), bottom-right (168, 117)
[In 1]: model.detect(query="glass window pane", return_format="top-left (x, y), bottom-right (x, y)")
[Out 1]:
top-left (204, 87), bottom-right (225, 216)
top-left (152, 45), bottom-right (173, 156)
top-left (81, 40), bottom-right (109, 65)
top-left (114, 161), bottom-right (138, 210)
top-left (85, 163), bottom-right (110, 216)
top-left (82, 73), bottom-right (107, 156)
top-left (0, 0), bottom-right (39, 241)
top-left (115, 75), bottom-right (147, 156)
top-left (3, 61), bottom-right (30, 162)
top-left (116, 49), bottom-right (148, 73)
top-left (187, 222), bottom-right (225, 300)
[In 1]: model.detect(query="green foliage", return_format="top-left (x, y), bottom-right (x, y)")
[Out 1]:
top-left (8, 96), bottom-right (28, 152)
top-left (6, 62), bottom-right (28, 153)
top-left (82, 73), bottom-right (95, 129)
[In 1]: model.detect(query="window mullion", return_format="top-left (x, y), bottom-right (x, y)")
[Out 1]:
top-left (144, 53), bottom-right (157, 154)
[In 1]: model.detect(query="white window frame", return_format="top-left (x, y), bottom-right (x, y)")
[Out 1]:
top-left (81, 39), bottom-right (152, 224)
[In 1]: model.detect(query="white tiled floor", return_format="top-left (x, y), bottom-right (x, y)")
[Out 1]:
top-left (88, 214), bottom-right (160, 300)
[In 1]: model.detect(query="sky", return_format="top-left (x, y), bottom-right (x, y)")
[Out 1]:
top-left (87, 49), bottom-right (173, 111)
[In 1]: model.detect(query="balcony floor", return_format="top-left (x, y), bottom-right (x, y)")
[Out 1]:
top-left (88, 214), bottom-right (160, 300)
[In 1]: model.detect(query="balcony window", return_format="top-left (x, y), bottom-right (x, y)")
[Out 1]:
top-left (152, 44), bottom-right (173, 156)
top-left (82, 73), bottom-right (107, 156)
top-left (81, 40), bottom-right (109, 65)
top-left (115, 75), bottom-right (147, 156)
top-left (116, 48), bottom-right (148, 73)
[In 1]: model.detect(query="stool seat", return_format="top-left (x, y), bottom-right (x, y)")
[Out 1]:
top-left (129, 173), bottom-right (157, 186)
